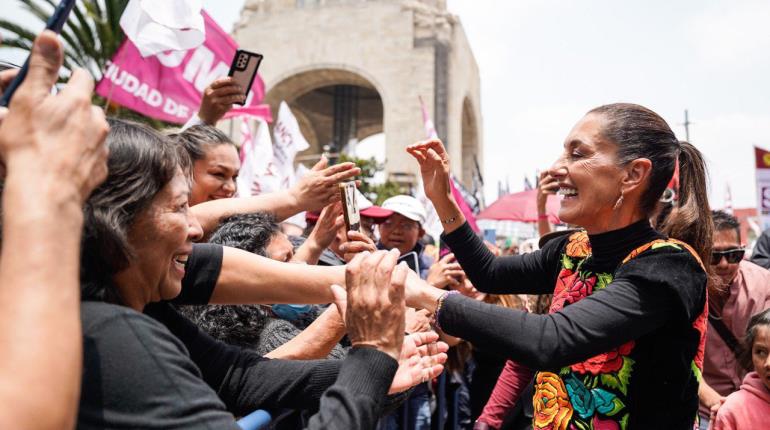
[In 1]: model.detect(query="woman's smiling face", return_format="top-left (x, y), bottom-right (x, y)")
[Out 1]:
top-left (190, 143), bottom-right (240, 205)
top-left (549, 113), bottom-right (627, 233)
top-left (117, 169), bottom-right (203, 307)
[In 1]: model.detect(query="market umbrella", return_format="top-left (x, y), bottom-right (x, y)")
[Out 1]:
top-left (477, 189), bottom-right (561, 223)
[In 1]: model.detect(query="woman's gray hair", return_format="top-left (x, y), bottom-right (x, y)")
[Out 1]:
top-left (81, 118), bottom-right (188, 302)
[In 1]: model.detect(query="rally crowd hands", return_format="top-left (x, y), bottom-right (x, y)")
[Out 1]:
top-left (339, 230), bottom-right (377, 262)
top-left (197, 77), bottom-right (246, 125)
top-left (288, 155), bottom-right (361, 213)
top-left (330, 250), bottom-right (448, 393)
top-left (406, 139), bottom-right (466, 233)
top-left (0, 30), bottom-right (108, 204)
top-left (335, 249), bottom-right (406, 360)
top-left (427, 253), bottom-right (466, 289)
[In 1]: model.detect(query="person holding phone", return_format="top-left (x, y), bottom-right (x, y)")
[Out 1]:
top-left (0, 30), bottom-right (109, 429)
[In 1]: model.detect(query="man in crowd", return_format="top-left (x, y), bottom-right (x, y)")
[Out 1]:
top-left (750, 227), bottom-right (770, 269)
top-left (698, 210), bottom-right (770, 428)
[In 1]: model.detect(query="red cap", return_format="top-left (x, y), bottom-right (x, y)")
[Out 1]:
top-left (306, 211), bottom-right (321, 223)
top-left (361, 205), bottom-right (394, 222)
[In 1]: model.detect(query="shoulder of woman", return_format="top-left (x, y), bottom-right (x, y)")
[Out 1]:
top-left (81, 301), bottom-right (190, 357)
top-left (79, 304), bottom-right (237, 429)
top-left (614, 243), bottom-right (707, 318)
top-left (616, 240), bottom-right (706, 281)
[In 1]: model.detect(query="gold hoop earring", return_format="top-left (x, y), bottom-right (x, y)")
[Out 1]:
top-left (613, 194), bottom-right (624, 210)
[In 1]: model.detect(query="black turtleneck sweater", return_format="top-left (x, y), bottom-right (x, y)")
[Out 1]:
top-left (440, 220), bottom-right (707, 429)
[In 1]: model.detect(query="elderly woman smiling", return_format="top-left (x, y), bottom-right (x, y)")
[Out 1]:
top-left (406, 103), bottom-right (712, 430)
top-left (77, 118), bottom-right (447, 429)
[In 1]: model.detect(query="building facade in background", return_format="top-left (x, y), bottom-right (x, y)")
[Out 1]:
top-left (233, 0), bottom-right (483, 187)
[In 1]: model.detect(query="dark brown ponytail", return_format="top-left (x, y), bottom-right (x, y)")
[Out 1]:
top-left (658, 142), bottom-right (713, 274)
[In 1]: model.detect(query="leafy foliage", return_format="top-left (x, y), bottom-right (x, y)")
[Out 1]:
top-left (0, 1), bottom-right (174, 127)
top-left (338, 154), bottom-right (404, 205)
top-left (0, 0), bottom-right (129, 79)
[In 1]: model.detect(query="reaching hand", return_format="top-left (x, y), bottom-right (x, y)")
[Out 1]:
top-left (308, 202), bottom-right (345, 250)
top-left (289, 156), bottom-right (361, 213)
top-left (405, 308), bottom-right (432, 334)
top-left (388, 331), bottom-right (448, 394)
top-left (0, 30), bottom-right (108, 203)
top-left (197, 77), bottom-right (245, 125)
top-left (406, 139), bottom-right (452, 203)
top-left (426, 253), bottom-right (465, 289)
top-left (340, 249), bottom-right (406, 360)
top-left (339, 230), bottom-right (377, 262)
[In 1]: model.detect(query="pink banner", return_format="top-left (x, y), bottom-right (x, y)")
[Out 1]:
top-left (96, 11), bottom-right (271, 124)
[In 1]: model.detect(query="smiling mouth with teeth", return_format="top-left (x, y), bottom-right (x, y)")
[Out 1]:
top-left (557, 187), bottom-right (578, 197)
top-left (174, 256), bottom-right (188, 267)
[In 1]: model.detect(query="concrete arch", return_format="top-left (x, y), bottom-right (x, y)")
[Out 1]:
top-left (265, 64), bottom-right (389, 108)
top-left (265, 66), bottom-right (386, 155)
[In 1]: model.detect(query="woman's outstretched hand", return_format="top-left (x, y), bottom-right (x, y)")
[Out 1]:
top-left (406, 139), bottom-right (452, 203)
top-left (388, 331), bottom-right (448, 394)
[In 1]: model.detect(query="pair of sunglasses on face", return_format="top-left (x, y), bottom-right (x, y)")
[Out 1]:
top-left (710, 248), bottom-right (745, 265)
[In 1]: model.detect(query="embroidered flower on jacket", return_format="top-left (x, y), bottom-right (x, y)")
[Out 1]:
top-left (533, 372), bottom-right (573, 430)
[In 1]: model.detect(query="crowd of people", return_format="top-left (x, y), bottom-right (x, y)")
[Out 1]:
top-left (1, 29), bottom-right (769, 430)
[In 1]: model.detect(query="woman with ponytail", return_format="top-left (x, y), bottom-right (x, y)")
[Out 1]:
top-left (404, 103), bottom-right (711, 429)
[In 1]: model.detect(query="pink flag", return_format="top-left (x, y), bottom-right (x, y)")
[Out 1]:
top-left (96, 11), bottom-right (271, 124)
top-left (418, 97), bottom-right (480, 233)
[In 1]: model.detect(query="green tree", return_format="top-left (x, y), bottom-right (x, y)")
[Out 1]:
top-left (339, 154), bottom-right (405, 205)
top-left (0, 0), bottom-right (128, 79)
top-left (0, 1), bottom-right (172, 126)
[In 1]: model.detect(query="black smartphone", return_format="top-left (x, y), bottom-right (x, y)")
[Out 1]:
top-left (227, 49), bottom-right (263, 106)
top-left (397, 252), bottom-right (420, 274)
top-left (0, 0), bottom-right (77, 107)
top-left (339, 181), bottom-right (361, 233)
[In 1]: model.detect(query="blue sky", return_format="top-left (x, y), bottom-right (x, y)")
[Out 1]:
top-left (5, 0), bottom-right (769, 208)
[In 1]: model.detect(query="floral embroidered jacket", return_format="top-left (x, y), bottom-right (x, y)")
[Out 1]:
top-left (440, 220), bottom-right (708, 430)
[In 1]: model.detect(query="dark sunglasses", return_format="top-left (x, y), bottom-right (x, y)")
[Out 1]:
top-left (710, 248), bottom-right (745, 265)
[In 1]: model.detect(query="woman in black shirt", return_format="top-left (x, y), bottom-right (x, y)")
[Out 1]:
top-left (405, 103), bottom-right (713, 429)
top-left (76, 118), bottom-right (446, 429)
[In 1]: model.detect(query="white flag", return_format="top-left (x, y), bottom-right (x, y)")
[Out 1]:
top-left (414, 177), bottom-right (444, 241)
top-left (283, 163), bottom-right (312, 229)
top-left (272, 101), bottom-right (310, 190)
top-left (237, 117), bottom-right (280, 197)
top-left (120, 0), bottom-right (205, 57)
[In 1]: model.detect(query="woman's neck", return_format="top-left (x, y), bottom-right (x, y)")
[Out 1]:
top-left (113, 269), bottom-right (153, 311)
top-left (585, 219), bottom-right (662, 269)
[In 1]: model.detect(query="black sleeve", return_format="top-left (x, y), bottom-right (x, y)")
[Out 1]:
top-left (80, 306), bottom-right (241, 429)
top-left (149, 303), bottom-right (398, 429)
top-left (174, 243), bottom-right (223, 305)
top-left (441, 222), bottom-right (566, 295)
top-left (751, 229), bottom-right (770, 270)
top-left (304, 348), bottom-right (398, 429)
top-left (437, 247), bottom-right (706, 369)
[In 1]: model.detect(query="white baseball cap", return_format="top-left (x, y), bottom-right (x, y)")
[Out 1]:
top-left (381, 195), bottom-right (427, 225)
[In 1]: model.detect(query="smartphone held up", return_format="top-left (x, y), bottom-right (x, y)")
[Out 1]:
top-left (339, 181), bottom-right (361, 233)
top-left (0, 0), bottom-right (76, 107)
top-left (227, 49), bottom-right (263, 106)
